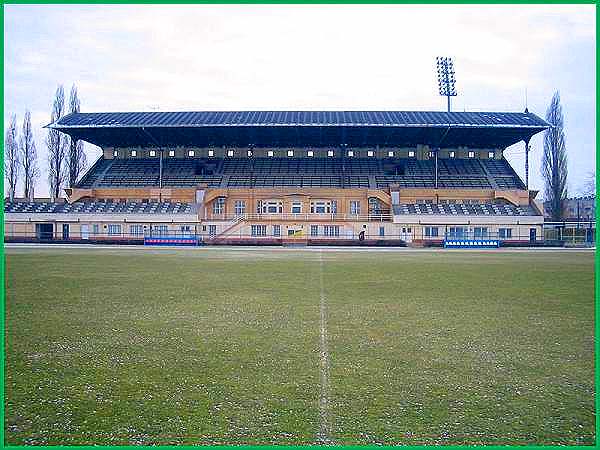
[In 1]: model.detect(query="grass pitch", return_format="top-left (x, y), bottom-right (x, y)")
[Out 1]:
top-left (4, 247), bottom-right (595, 445)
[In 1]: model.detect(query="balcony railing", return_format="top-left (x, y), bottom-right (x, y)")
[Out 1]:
top-left (207, 212), bottom-right (393, 222)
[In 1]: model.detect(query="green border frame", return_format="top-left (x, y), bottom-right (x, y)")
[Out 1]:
top-left (0, 1), bottom-right (597, 448)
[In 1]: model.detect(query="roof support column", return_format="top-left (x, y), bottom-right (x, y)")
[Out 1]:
top-left (434, 147), bottom-right (439, 190)
top-left (524, 137), bottom-right (531, 190)
top-left (159, 149), bottom-right (163, 190)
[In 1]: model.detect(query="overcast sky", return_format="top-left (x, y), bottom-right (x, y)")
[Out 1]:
top-left (4, 4), bottom-right (595, 198)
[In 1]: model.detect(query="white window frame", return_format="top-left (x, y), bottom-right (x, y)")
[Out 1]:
top-left (367, 150), bottom-right (374, 157)
top-left (108, 224), bottom-right (121, 236)
top-left (247, 150), bottom-right (253, 157)
top-left (130, 224), bottom-right (144, 236)
top-left (488, 151), bottom-right (495, 159)
top-left (449, 151), bottom-right (455, 158)
top-left (350, 200), bottom-right (361, 215)
top-left (307, 150), bottom-right (314, 157)
top-left (131, 150), bottom-right (137, 157)
top-left (227, 149), bottom-right (234, 157)
top-left (208, 149), bottom-right (214, 157)
top-left (273, 225), bottom-right (281, 237)
top-left (327, 150), bottom-right (334, 157)
top-left (310, 225), bottom-right (319, 236)
top-left (268, 150), bottom-right (274, 157)
top-left (468, 151), bottom-right (475, 158)
top-left (213, 197), bottom-right (225, 215)
top-left (149, 150), bottom-right (156, 157)
top-left (113, 150), bottom-right (118, 157)
top-left (251, 225), bottom-right (267, 237)
top-left (234, 200), bottom-right (246, 215)
top-left (188, 150), bottom-right (195, 157)
top-left (408, 150), bottom-right (415, 157)
top-left (287, 150), bottom-right (294, 157)
top-left (169, 150), bottom-right (175, 157)
top-left (388, 151), bottom-right (394, 157)
top-left (347, 150), bottom-right (354, 157)
top-left (291, 202), bottom-right (302, 214)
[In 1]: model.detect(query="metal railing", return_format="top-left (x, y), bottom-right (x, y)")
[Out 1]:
top-left (206, 212), bottom-right (393, 222)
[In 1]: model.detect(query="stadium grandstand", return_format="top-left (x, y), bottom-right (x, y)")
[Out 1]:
top-left (4, 110), bottom-right (549, 246)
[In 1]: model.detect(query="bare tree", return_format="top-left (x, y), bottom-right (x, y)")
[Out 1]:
top-left (67, 85), bottom-right (86, 186)
top-left (4, 114), bottom-right (20, 201)
top-left (47, 85), bottom-right (68, 200)
top-left (582, 171), bottom-right (595, 197)
top-left (20, 111), bottom-right (39, 201)
top-left (542, 91), bottom-right (568, 221)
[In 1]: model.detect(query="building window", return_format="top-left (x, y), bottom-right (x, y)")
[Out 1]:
top-left (131, 150), bottom-right (137, 157)
top-left (368, 197), bottom-right (382, 214)
top-left (208, 225), bottom-right (217, 237)
top-left (428, 151), bottom-right (435, 158)
top-left (153, 225), bottom-right (168, 236)
top-left (291, 202), bottom-right (302, 214)
top-left (227, 149), bottom-right (234, 157)
top-left (287, 150), bottom-right (294, 157)
top-left (388, 151), bottom-right (394, 157)
top-left (367, 150), bottom-right (374, 157)
top-left (212, 197), bottom-right (225, 215)
top-left (169, 150), bottom-right (175, 157)
top-left (268, 150), bottom-right (274, 157)
top-left (474, 227), bottom-right (488, 238)
top-left (310, 201), bottom-right (333, 214)
top-left (251, 225), bottom-right (267, 237)
top-left (310, 225), bottom-right (319, 236)
top-left (350, 200), bottom-right (361, 215)
top-left (408, 150), bottom-right (415, 157)
top-left (347, 150), bottom-right (354, 157)
top-left (108, 224), bottom-right (121, 236)
top-left (273, 225), bottom-right (281, 237)
top-left (247, 150), bottom-right (253, 157)
top-left (180, 225), bottom-right (193, 237)
top-left (186, 150), bottom-right (193, 157)
top-left (149, 150), bottom-right (156, 157)
top-left (499, 228), bottom-right (512, 239)
top-left (113, 150), bottom-right (118, 157)
top-left (379, 226), bottom-right (385, 237)
top-left (307, 150), bottom-right (314, 157)
top-left (130, 224), bottom-right (144, 236)
top-left (323, 225), bottom-right (340, 237)
top-left (468, 151), bottom-right (475, 158)
top-left (208, 149), bottom-right (214, 157)
top-left (327, 150), bottom-right (334, 157)
top-left (449, 226), bottom-right (467, 238)
top-left (331, 200), bottom-right (337, 215)
top-left (424, 226), bottom-right (439, 238)
top-left (234, 200), bottom-right (246, 215)
top-left (449, 151), bottom-right (455, 158)
top-left (262, 201), bottom-right (283, 214)
top-left (488, 151), bottom-right (495, 159)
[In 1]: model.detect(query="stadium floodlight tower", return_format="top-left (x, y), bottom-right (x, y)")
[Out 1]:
top-left (436, 56), bottom-right (457, 112)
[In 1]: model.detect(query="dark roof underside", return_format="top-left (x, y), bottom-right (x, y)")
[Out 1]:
top-left (50, 110), bottom-right (548, 149)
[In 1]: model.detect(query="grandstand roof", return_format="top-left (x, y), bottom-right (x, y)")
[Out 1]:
top-left (48, 110), bottom-right (548, 149)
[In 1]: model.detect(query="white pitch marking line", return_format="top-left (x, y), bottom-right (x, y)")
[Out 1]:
top-left (317, 250), bottom-right (334, 444)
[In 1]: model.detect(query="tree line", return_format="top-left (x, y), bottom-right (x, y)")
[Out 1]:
top-left (4, 84), bottom-right (86, 201)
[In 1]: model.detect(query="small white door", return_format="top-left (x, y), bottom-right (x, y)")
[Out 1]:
top-left (81, 224), bottom-right (90, 240)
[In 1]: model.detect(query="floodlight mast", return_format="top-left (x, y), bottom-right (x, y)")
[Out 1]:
top-left (436, 57), bottom-right (457, 112)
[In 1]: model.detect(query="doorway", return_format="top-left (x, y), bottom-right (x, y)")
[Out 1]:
top-left (529, 228), bottom-right (537, 243)
top-left (35, 223), bottom-right (53, 240)
top-left (81, 224), bottom-right (90, 240)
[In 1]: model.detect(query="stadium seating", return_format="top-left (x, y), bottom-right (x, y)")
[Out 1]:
top-left (74, 156), bottom-right (525, 190)
top-left (5, 200), bottom-right (196, 215)
top-left (392, 201), bottom-right (537, 216)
